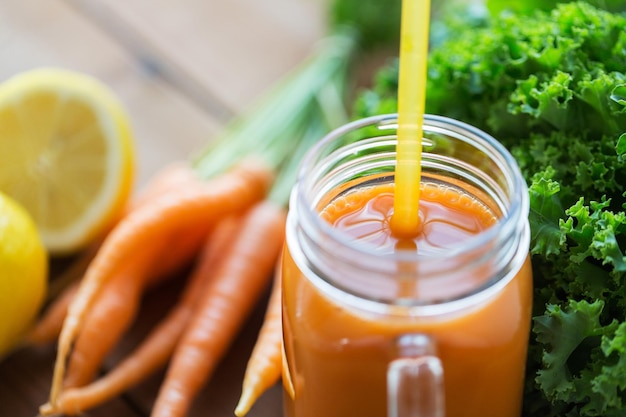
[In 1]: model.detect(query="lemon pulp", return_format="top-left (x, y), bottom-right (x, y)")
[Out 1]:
top-left (0, 68), bottom-right (135, 255)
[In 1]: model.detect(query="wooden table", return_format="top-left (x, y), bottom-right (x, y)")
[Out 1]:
top-left (0, 0), bottom-right (326, 415)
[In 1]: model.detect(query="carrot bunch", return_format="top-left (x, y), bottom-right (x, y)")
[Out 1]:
top-left (32, 30), bottom-right (357, 417)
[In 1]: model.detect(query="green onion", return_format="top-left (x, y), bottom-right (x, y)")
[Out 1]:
top-left (191, 28), bottom-right (358, 206)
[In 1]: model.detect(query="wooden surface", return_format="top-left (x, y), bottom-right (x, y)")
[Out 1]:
top-left (0, 0), bottom-right (327, 416)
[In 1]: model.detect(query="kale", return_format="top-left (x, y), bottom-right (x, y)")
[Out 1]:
top-left (353, 2), bottom-right (626, 415)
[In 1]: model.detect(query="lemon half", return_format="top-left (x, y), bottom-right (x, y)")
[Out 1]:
top-left (0, 192), bottom-right (47, 359)
top-left (0, 68), bottom-right (135, 255)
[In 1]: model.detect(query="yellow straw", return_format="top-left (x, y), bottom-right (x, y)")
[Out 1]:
top-left (391, 0), bottom-right (431, 238)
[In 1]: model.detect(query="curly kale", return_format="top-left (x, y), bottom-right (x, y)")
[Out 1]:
top-left (354, 2), bottom-right (626, 416)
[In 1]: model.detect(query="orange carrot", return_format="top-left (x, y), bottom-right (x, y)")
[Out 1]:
top-left (234, 252), bottom-right (284, 417)
top-left (27, 225), bottom-right (209, 350)
top-left (151, 199), bottom-right (286, 417)
top-left (47, 159), bottom-right (273, 405)
top-left (129, 160), bottom-right (212, 284)
top-left (127, 161), bottom-right (213, 284)
top-left (126, 161), bottom-right (201, 214)
top-left (27, 163), bottom-right (207, 349)
top-left (146, 222), bottom-right (211, 285)
top-left (62, 238), bottom-right (166, 388)
top-left (25, 229), bottom-right (205, 349)
top-left (39, 216), bottom-right (241, 416)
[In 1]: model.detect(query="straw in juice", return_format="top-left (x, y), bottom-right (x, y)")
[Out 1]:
top-left (391, 0), bottom-right (431, 239)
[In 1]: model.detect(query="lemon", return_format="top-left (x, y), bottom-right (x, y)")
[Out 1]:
top-left (0, 192), bottom-right (47, 359)
top-left (0, 68), bottom-right (135, 255)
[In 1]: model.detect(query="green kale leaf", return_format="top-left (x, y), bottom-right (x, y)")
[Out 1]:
top-left (353, 2), bottom-right (626, 415)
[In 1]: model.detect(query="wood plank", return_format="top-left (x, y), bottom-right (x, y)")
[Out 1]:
top-left (0, 0), bottom-right (221, 189)
top-left (0, 345), bottom-right (142, 417)
top-left (68, 0), bottom-right (327, 115)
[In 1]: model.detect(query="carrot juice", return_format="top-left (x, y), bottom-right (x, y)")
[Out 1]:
top-left (282, 114), bottom-right (532, 417)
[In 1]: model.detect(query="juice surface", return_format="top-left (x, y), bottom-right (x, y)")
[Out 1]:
top-left (282, 181), bottom-right (533, 417)
top-left (319, 182), bottom-right (497, 255)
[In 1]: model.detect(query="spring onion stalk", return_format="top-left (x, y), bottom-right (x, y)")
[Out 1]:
top-left (191, 28), bottom-right (357, 186)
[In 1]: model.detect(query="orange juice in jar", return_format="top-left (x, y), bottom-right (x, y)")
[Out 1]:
top-left (282, 114), bottom-right (532, 417)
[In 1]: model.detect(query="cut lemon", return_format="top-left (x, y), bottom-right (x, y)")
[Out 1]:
top-left (0, 68), bottom-right (135, 255)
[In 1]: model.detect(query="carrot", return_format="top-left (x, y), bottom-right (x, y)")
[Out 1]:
top-left (129, 161), bottom-right (212, 284)
top-left (230, 117), bottom-right (336, 415)
top-left (26, 163), bottom-right (207, 349)
top-left (150, 199), bottom-right (287, 417)
top-left (47, 159), bottom-right (273, 405)
top-left (126, 161), bottom-right (200, 214)
top-left (62, 238), bottom-right (167, 388)
top-left (234, 252), bottom-right (284, 417)
top-left (23, 161), bottom-right (206, 346)
top-left (39, 216), bottom-right (241, 416)
top-left (27, 225), bottom-right (208, 350)
top-left (25, 229), bottom-right (205, 350)
top-left (146, 222), bottom-right (214, 285)
top-left (230, 113), bottom-right (335, 415)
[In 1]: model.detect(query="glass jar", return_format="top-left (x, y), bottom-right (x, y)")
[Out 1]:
top-left (282, 114), bottom-right (532, 417)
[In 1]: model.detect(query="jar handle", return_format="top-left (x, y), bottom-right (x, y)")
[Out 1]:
top-left (387, 334), bottom-right (445, 417)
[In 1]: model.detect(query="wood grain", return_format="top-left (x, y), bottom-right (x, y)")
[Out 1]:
top-left (0, 0), bottom-right (325, 415)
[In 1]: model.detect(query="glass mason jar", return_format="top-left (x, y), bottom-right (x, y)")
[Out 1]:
top-left (282, 114), bottom-right (533, 417)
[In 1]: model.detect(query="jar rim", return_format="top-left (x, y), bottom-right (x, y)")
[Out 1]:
top-left (294, 113), bottom-right (529, 264)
